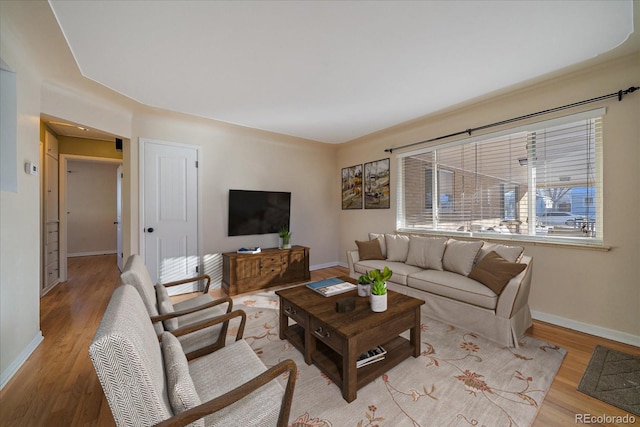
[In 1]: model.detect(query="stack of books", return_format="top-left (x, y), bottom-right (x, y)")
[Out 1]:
top-left (357, 346), bottom-right (387, 368)
top-left (306, 277), bottom-right (356, 297)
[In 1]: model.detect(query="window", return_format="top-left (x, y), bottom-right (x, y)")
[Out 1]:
top-left (396, 109), bottom-right (603, 245)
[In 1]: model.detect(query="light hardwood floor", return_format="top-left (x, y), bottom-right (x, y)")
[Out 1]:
top-left (0, 254), bottom-right (638, 426)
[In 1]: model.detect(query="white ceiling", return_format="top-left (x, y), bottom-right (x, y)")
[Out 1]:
top-left (48, 0), bottom-right (634, 144)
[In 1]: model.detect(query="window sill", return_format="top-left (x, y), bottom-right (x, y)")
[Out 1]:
top-left (395, 229), bottom-right (612, 252)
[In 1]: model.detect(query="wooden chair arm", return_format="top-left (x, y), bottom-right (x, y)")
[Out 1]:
top-left (154, 359), bottom-right (297, 427)
top-left (150, 297), bottom-right (233, 323)
top-left (161, 274), bottom-right (211, 293)
top-left (171, 309), bottom-right (246, 342)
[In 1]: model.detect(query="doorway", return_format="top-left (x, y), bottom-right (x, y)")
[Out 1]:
top-left (59, 155), bottom-right (122, 281)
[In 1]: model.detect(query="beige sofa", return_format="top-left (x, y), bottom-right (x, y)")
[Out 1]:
top-left (347, 233), bottom-right (533, 348)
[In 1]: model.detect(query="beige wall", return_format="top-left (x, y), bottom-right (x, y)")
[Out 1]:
top-left (130, 110), bottom-right (340, 278)
top-left (66, 160), bottom-right (119, 256)
top-left (58, 136), bottom-right (124, 160)
top-left (338, 54), bottom-right (640, 343)
top-left (0, 16), bottom-right (44, 385)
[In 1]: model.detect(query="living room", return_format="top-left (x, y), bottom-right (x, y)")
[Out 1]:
top-left (1, 1), bottom-right (639, 425)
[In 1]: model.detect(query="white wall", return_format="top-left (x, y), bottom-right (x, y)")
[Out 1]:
top-left (66, 160), bottom-right (119, 256)
top-left (338, 54), bottom-right (640, 345)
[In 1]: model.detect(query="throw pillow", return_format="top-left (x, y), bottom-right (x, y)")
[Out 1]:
top-left (442, 239), bottom-right (484, 276)
top-left (405, 235), bottom-right (447, 270)
top-left (161, 332), bottom-right (204, 425)
top-left (156, 284), bottom-right (178, 331)
top-left (384, 234), bottom-right (410, 262)
top-left (468, 251), bottom-right (527, 295)
top-left (368, 233), bottom-right (387, 258)
top-left (356, 239), bottom-right (385, 260)
top-left (477, 242), bottom-right (524, 263)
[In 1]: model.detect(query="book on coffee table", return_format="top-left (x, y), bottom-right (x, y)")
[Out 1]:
top-left (306, 277), bottom-right (356, 297)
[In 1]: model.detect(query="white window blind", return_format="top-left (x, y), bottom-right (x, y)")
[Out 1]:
top-left (396, 110), bottom-right (603, 245)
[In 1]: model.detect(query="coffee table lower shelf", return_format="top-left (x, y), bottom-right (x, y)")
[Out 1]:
top-left (312, 336), bottom-right (412, 392)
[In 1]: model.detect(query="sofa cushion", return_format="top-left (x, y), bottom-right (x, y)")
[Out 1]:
top-left (161, 332), bottom-right (204, 424)
top-left (469, 251), bottom-right (527, 295)
top-left (405, 235), bottom-right (447, 270)
top-left (368, 233), bottom-right (387, 258)
top-left (407, 269), bottom-right (498, 310)
top-left (443, 239), bottom-right (483, 276)
top-left (354, 260), bottom-right (422, 286)
top-left (385, 234), bottom-right (410, 262)
top-left (356, 239), bottom-right (385, 260)
top-left (156, 284), bottom-right (178, 331)
top-left (477, 242), bottom-right (524, 263)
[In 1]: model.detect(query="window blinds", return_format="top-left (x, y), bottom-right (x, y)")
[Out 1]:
top-left (396, 109), bottom-right (603, 244)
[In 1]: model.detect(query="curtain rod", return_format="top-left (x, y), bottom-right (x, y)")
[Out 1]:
top-left (384, 86), bottom-right (639, 153)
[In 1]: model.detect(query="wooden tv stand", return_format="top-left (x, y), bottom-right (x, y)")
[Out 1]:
top-left (222, 246), bottom-right (310, 295)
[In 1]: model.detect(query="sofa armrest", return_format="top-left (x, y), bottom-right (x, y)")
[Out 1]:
top-left (496, 255), bottom-right (533, 319)
top-left (346, 250), bottom-right (360, 279)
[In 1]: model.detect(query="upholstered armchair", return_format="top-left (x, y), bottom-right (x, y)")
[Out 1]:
top-left (121, 254), bottom-right (232, 359)
top-left (90, 285), bottom-right (297, 427)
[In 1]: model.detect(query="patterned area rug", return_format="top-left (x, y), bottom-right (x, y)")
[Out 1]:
top-left (577, 345), bottom-right (640, 416)
top-left (233, 292), bottom-right (566, 427)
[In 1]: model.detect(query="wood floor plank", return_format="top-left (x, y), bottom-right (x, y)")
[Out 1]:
top-left (0, 256), bottom-right (638, 426)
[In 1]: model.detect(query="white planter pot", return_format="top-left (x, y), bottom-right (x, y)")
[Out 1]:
top-left (357, 283), bottom-right (371, 297)
top-left (370, 293), bottom-right (387, 312)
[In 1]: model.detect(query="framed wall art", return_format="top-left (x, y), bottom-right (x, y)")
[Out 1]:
top-left (364, 158), bottom-right (390, 209)
top-left (341, 164), bottom-right (362, 210)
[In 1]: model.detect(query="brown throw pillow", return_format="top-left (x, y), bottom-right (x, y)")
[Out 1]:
top-left (468, 251), bottom-right (526, 295)
top-left (356, 239), bottom-right (385, 260)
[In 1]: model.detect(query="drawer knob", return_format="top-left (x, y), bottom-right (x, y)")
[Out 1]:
top-left (313, 327), bottom-right (330, 339)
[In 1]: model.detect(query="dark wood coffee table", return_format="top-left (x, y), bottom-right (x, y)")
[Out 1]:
top-left (276, 277), bottom-right (424, 402)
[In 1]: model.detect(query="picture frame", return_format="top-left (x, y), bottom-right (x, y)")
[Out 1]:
top-left (341, 164), bottom-right (363, 210)
top-left (364, 158), bottom-right (390, 209)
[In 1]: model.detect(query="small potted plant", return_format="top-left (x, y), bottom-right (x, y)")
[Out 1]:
top-left (367, 266), bottom-right (392, 312)
top-left (357, 274), bottom-right (372, 297)
top-left (279, 226), bottom-right (292, 249)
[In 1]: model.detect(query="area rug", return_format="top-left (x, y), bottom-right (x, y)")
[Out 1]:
top-left (577, 345), bottom-right (640, 416)
top-left (233, 292), bottom-right (566, 427)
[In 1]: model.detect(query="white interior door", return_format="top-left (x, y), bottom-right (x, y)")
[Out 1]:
top-left (116, 164), bottom-right (123, 271)
top-left (142, 140), bottom-right (199, 294)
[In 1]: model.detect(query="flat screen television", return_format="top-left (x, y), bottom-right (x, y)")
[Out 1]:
top-left (228, 189), bottom-right (291, 236)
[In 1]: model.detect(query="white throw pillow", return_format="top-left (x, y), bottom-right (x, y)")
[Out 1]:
top-left (162, 332), bottom-right (204, 425)
top-left (156, 284), bottom-right (178, 331)
top-left (405, 235), bottom-right (448, 270)
top-left (476, 242), bottom-right (524, 263)
top-left (384, 234), bottom-right (410, 262)
top-left (442, 239), bottom-right (484, 276)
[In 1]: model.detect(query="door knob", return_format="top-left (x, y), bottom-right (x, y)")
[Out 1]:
top-left (146, 227), bottom-right (154, 233)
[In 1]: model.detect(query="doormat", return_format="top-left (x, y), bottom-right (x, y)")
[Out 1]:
top-left (577, 345), bottom-right (640, 416)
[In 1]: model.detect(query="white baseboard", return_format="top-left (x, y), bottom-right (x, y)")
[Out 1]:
top-left (68, 250), bottom-right (117, 258)
top-left (310, 261), bottom-right (340, 271)
top-left (531, 310), bottom-right (640, 347)
top-left (0, 332), bottom-right (44, 390)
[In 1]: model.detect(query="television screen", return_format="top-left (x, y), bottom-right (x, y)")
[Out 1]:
top-left (228, 190), bottom-right (291, 236)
